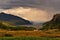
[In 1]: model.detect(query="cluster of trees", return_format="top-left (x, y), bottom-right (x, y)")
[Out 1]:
top-left (0, 22), bottom-right (36, 31)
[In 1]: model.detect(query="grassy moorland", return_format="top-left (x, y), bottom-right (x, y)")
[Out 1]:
top-left (0, 22), bottom-right (60, 37)
top-left (0, 29), bottom-right (60, 37)
top-left (0, 21), bottom-right (60, 40)
top-left (0, 29), bottom-right (60, 40)
top-left (0, 36), bottom-right (60, 40)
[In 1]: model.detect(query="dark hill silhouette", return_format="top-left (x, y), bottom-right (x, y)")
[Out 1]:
top-left (42, 14), bottom-right (60, 30)
top-left (51, 14), bottom-right (60, 23)
top-left (0, 12), bottom-right (32, 25)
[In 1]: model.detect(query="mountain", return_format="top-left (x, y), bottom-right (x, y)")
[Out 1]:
top-left (42, 14), bottom-right (60, 30)
top-left (0, 12), bottom-right (32, 26)
top-left (51, 14), bottom-right (60, 23)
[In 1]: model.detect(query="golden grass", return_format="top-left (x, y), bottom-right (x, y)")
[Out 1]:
top-left (0, 29), bottom-right (60, 37)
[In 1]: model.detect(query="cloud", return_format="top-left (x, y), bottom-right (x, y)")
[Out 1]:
top-left (0, 0), bottom-right (60, 22)
top-left (3, 7), bottom-right (52, 22)
top-left (0, 0), bottom-right (60, 13)
top-left (0, 0), bottom-right (60, 10)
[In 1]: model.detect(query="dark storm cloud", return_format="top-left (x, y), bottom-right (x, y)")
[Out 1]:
top-left (1, 0), bottom-right (60, 22)
top-left (0, 0), bottom-right (60, 11)
top-left (0, 0), bottom-right (59, 8)
top-left (0, 0), bottom-right (43, 9)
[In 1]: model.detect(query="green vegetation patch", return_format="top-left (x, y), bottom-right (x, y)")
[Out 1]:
top-left (0, 22), bottom-right (36, 31)
top-left (0, 37), bottom-right (60, 40)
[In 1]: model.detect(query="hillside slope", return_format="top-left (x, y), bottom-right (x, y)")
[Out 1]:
top-left (0, 12), bottom-right (32, 26)
top-left (42, 14), bottom-right (60, 29)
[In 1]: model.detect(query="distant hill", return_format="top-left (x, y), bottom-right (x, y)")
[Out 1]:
top-left (0, 12), bottom-right (32, 26)
top-left (42, 14), bottom-right (60, 30)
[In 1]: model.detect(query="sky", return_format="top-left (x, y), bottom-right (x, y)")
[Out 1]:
top-left (0, 0), bottom-right (60, 22)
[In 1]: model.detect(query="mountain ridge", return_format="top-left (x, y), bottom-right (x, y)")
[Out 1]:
top-left (42, 14), bottom-right (60, 30)
top-left (0, 12), bottom-right (32, 26)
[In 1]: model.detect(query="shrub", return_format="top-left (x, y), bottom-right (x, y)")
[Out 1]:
top-left (4, 34), bottom-right (13, 37)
